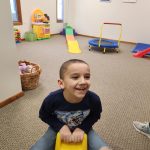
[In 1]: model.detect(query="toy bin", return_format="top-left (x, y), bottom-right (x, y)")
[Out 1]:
top-left (24, 32), bottom-right (37, 41)
top-left (18, 60), bottom-right (41, 90)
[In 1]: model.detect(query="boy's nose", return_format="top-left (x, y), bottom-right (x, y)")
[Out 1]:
top-left (79, 77), bottom-right (86, 84)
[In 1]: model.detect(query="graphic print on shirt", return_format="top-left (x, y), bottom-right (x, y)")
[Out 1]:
top-left (55, 110), bottom-right (90, 129)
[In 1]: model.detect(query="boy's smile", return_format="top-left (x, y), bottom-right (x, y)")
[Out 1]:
top-left (58, 62), bottom-right (91, 103)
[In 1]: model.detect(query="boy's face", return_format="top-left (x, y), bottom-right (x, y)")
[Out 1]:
top-left (58, 63), bottom-right (91, 102)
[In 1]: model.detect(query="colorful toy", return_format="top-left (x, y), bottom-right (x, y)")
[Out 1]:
top-left (65, 25), bottom-right (81, 53)
top-left (24, 31), bottom-right (37, 41)
top-left (132, 43), bottom-right (150, 57)
top-left (88, 23), bottom-right (122, 53)
top-left (43, 14), bottom-right (50, 23)
top-left (31, 9), bottom-right (45, 23)
top-left (19, 63), bottom-right (36, 74)
top-left (55, 133), bottom-right (87, 150)
top-left (133, 48), bottom-right (150, 58)
top-left (31, 9), bottom-right (50, 40)
top-left (14, 28), bottom-right (21, 43)
top-left (60, 28), bottom-right (78, 36)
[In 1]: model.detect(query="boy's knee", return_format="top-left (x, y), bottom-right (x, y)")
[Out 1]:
top-left (99, 146), bottom-right (112, 150)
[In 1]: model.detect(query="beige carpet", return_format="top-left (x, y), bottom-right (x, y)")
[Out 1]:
top-left (0, 35), bottom-right (150, 150)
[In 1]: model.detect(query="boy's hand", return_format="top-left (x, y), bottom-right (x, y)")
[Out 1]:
top-left (59, 125), bottom-right (72, 143)
top-left (71, 128), bottom-right (84, 143)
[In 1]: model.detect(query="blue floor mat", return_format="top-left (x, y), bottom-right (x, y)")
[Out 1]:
top-left (132, 43), bottom-right (150, 55)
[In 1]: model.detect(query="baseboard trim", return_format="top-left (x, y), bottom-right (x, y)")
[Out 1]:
top-left (51, 33), bottom-right (60, 36)
top-left (78, 34), bottom-right (136, 44)
top-left (21, 32), bottom-right (136, 44)
top-left (0, 92), bottom-right (24, 108)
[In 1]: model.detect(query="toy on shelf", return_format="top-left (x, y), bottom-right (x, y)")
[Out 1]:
top-left (55, 132), bottom-right (87, 150)
top-left (31, 9), bottom-right (50, 40)
top-left (43, 14), bottom-right (50, 23)
top-left (14, 28), bottom-right (21, 43)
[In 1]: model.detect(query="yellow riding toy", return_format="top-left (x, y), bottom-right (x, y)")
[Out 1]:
top-left (55, 133), bottom-right (87, 150)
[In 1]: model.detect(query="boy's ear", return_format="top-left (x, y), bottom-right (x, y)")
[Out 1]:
top-left (58, 79), bottom-right (64, 89)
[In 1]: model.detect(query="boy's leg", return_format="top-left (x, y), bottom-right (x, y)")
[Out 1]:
top-left (88, 129), bottom-right (111, 150)
top-left (30, 126), bottom-right (56, 150)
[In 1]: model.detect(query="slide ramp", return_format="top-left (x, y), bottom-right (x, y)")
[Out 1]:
top-left (65, 26), bottom-right (81, 53)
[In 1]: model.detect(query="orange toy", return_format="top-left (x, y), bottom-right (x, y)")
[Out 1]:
top-left (31, 9), bottom-right (45, 23)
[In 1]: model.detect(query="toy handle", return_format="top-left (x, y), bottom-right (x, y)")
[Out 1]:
top-left (103, 22), bottom-right (122, 26)
top-left (55, 132), bottom-right (87, 150)
top-left (82, 133), bottom-right (87, 150)
top-left (31, 66), bottom-right (37, 73)
top-left (55, 133), bottom-right (61, 150)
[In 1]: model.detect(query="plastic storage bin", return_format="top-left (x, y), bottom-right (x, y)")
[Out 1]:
top-left (24, 32), bottom-right (37, 41)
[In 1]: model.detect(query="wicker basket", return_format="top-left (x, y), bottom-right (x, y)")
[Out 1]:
top-left (19, 60), bottom-right (41, 90)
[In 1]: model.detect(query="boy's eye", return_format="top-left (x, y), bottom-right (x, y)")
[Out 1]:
top-left (84, 75), bottom-right (90, 79)
top-left (71, 76), bottom-right (79, 79)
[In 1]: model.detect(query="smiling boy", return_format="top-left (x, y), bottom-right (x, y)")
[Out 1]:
top-left (30, 59), bottom-right (111, 150)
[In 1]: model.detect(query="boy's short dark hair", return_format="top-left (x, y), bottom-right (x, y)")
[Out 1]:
top-left (59, 59), bottom-right (89, 79)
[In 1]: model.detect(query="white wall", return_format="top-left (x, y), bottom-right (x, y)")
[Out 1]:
top-left (0, 0), bottom-right (22, 101)
top-left (1, 0), bottom-right (149, 101)
top-left (16, 0), bottom-right (63, 37)
top-left (68, 0), bottom-right (150, 43)
top-left (14, 0), bottom-right (150, 43)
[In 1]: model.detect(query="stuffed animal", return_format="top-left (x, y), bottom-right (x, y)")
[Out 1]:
top-left (19, 63), bottom-right (36, 74)
top-left (19, 63), bottom-right (27, 74)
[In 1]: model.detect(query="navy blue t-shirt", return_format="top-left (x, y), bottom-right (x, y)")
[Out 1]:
top-left (39, 89), bottom-right (102, 133)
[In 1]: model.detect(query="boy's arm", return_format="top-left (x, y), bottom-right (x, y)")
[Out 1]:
top-left (77, 96), bottom-right (102, 133)
top-left (39, 95), bottom-right (65, 132)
